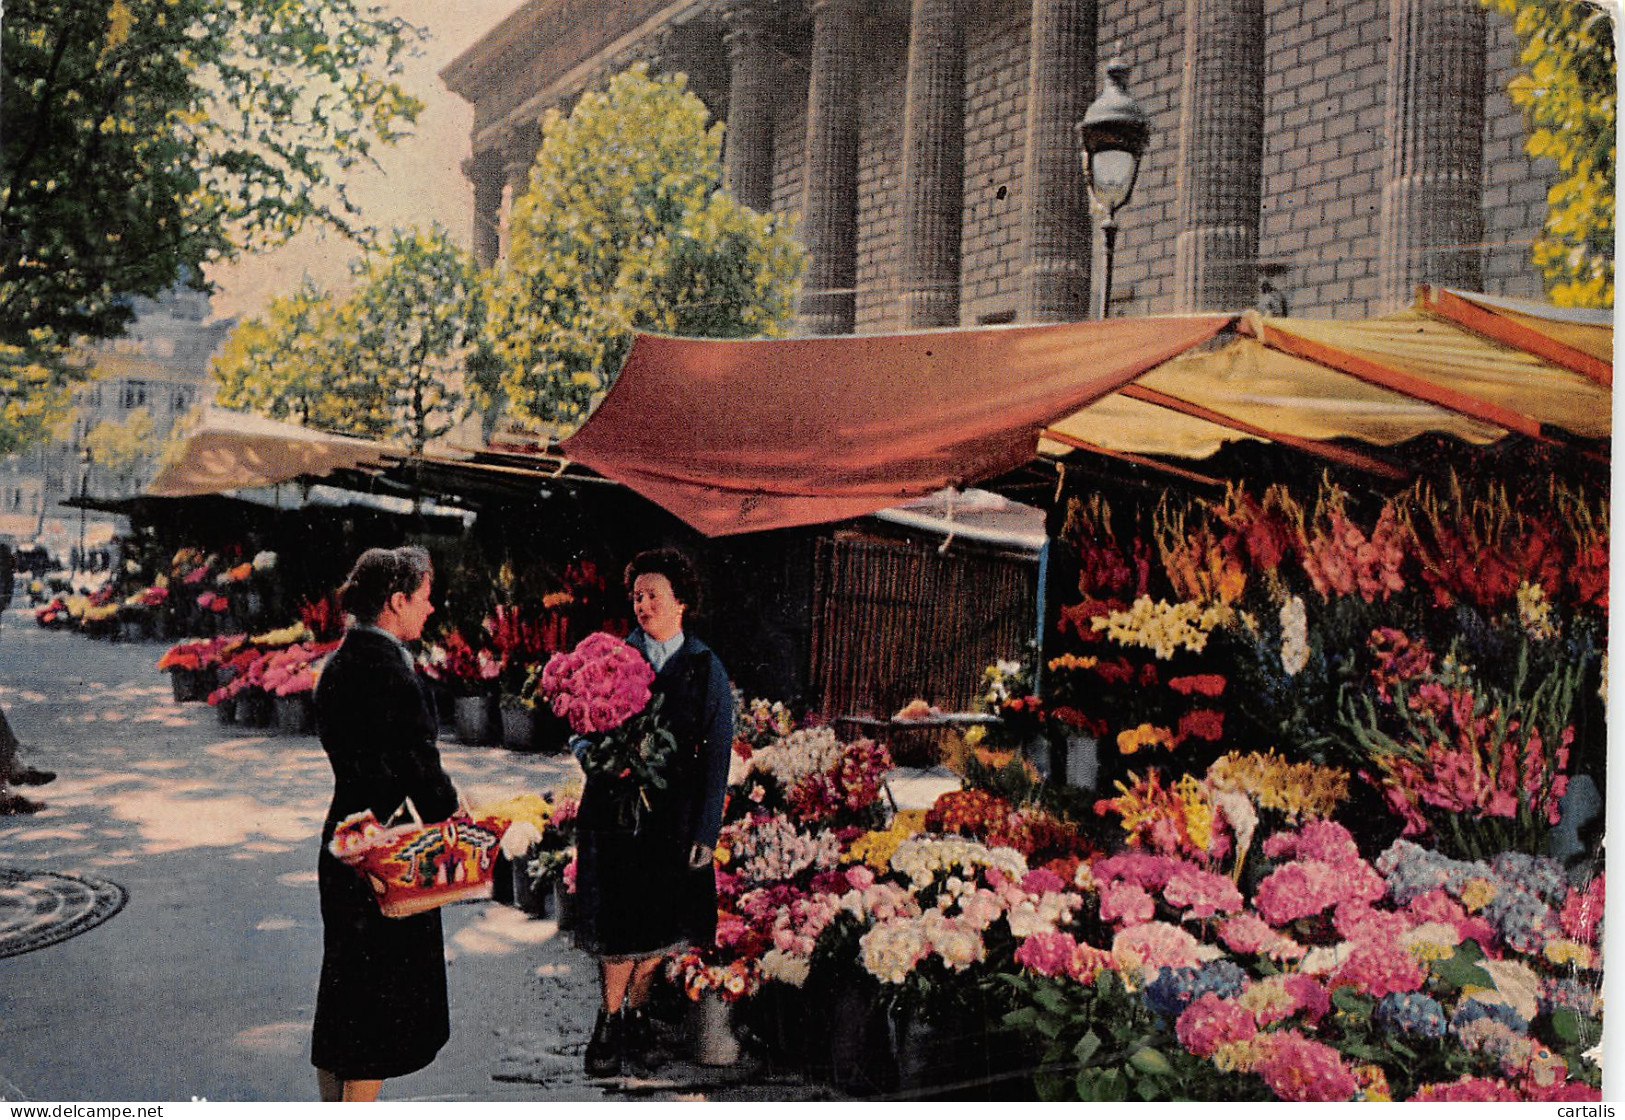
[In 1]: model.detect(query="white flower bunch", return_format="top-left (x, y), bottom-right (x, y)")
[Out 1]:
top-left (837, 881), bottom-right (922, 924)
top-left (889, 835), bottom-right (1027, 892)
top-left (252, 550), bottom-right (278, 572)
top-left (1004, 889), bottom-right (1083, 939)
top-left (921, 911), bottom-right (986, 972)
top-left (748, 726), bottom-right (844, 787)
top-left (1279, 595), bottom-right (1310, 676)
top-left (758, 947), bottom-right (812, 988)
top-left (859, 917), bottom-right (930, 984)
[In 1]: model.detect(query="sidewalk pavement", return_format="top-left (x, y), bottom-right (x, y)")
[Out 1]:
top-left (0, 609), bottom-right (845, 1103)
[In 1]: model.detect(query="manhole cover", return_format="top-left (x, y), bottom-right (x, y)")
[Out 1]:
top-left (0, 869), bottom-right (128, 959)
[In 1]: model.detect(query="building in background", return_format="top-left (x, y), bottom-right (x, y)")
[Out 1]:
top-left (0, 283), bottom-right (234, 561)
top-left (442, 0), bottom-right (1552, 330)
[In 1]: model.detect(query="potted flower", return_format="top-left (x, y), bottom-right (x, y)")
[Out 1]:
top-left (668, 947), bottom-right (762, 1066)
top-left (418, 628), bottom-right (503, 744)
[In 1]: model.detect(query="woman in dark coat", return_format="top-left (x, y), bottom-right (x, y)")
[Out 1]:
top-left (311, 545), bottom-right (457, 1102)
top-left (573, 548), bottom-right (734, 1077)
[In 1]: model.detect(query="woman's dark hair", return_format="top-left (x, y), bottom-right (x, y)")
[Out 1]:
top-left (338, 546), bottom-right (433, 625)
top-left (624, 547), bottom-right (701, 616)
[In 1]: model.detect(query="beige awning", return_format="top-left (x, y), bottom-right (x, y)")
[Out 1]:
top-left (145, 405), bottom-right (399, 498)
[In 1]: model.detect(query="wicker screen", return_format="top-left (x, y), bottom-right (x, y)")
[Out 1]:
top-left (808, 535), bottom-right (1038, 719)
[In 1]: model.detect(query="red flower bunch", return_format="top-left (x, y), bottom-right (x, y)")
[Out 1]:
top-left (784, 737), bottom-right (893, 823)
top-left (157, 635), bottom-right (237, 672)
top-left (420, 629), bottom-right (503, 695)
top-left (926, 788), bottom-right (1015, 836)
top-left (1168, 674), bottom-right (1226, 698)
top-left (299, 593), bottom-right (345, 641)
top-left (1367, 628), bottom-right (1435, 703)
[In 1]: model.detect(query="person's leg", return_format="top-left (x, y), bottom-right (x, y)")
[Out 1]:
top-left (626, 955), bottom-right (664, 1009)
top-left (316, 1068), bottom-right (342, 1102)
top-left (600, 957), bottom-right (634, 1010)
top-left (342, 1080), bottom-right (383, 1102)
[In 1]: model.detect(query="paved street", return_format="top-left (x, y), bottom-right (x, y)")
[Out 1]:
top-left (0, 609), bottom-right (831, 1103)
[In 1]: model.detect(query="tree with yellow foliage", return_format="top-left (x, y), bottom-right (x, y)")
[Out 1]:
top-left (486, 64), bottom-right (804, 433)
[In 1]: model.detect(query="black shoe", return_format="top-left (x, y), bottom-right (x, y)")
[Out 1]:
top-left (0, 791), bottom-right (43, 815)
top-left (621, 1006), bottom-right (665, 1071)
top-left (10, 766), bottom-right (54, 786)
top-left (585, 1006), bottom-right (623, 1078)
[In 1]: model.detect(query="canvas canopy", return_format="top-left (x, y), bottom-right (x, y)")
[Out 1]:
top-left (560, 315), bottom-right (1236, 536)
top-left (561, 287), bottom-right (1609, 535)
top-left (145, 405), bottom-right (399, 499)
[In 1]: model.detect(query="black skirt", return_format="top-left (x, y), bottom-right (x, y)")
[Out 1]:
top-left (309, 847), bottom-right (451, 1080)
top-left (571, 781), bottom-right (717, 958)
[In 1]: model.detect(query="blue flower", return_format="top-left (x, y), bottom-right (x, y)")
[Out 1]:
top-left (1452, 996), bottom-right (1528, 1035)
top-left (1540, 977), bottom-right (1602, 1019)
top-left (1191, 959), bottom-right (1249, 1001)
top-left (1142, 966), bottom-right (1201, 1020)
top-left (1489, 852), bottom-right (1568, 905)
top-left (1375, 992), bottom-right (1447, 1038)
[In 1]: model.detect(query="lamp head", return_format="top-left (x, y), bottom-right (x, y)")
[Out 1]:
top-left (1077, 59), bottom-right (1150, 216)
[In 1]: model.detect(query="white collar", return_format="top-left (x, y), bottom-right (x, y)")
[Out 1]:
top-left (645, 630), bottom-right (685, 670)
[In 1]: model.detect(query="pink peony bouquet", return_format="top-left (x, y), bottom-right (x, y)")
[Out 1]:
top-left (539, 631), bottom-right (655, 733)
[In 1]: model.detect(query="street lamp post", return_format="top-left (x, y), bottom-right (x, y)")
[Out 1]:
top-left (1077, 58), bottom-right (1150, 319)
top-left (76, 447), bottom-right (92, 581)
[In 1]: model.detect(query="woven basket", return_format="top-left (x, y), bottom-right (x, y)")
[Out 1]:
top-left (330, 799), bottom-right (509, 918)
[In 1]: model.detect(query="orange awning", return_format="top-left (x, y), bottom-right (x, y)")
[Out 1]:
top-left (559, 315), bottom-right (1237, 535)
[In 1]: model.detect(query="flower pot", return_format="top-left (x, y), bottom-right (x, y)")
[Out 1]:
top-left (274, 693), bottom-right (315, 736)
top-left (514, 869), bottom-right (556, 919)
top-left (500, 701), bottom-right (538, 751)
top-left (119, 617), bottom-right (152, 643)
top-left (237, 691), bottom-right (273, 728)
top-left (891, 1010), bottom-right (958, 1097)
top-left (827, 985), bottom-right (892, 1095)
top-left (215, 696), bottom-right (238, 724)
top-left (454, 695), bottom-right (499, 745)
top-left (1022, 732), bottom-right (1053, 781)
top-left (169, 667), bottom-right (209, 703)
top-left (554, 880), bottom-right (577, 933)
top-left (689, 990), bottom-right (740, 1067)
top-left (1063, 734), bottom-right (1099, 791)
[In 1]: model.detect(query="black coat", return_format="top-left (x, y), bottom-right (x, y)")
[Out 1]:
top-left (310, 627), bottom-right (458, 1080)
top-left (572, 630), bottom-right (734, 958)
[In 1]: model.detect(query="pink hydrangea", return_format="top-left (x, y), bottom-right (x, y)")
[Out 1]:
top-left (1405, 889), bottom-right (1498, 948)
top-left (1112, 921), bottom-right (1215, 971)
top-left (1280, 973), bottom-right (1330, 1026)
top-left (1219, 913), bottom-right (1304, 961)
top-left (1261, 819), bottom-right (1362, 864)
top-left (1412, 1076), bottom-right (1523, 1102)
top-left (1022, 867), bottom-right (1067, 894)
top-left (1252, 1030), bottom-right (1359, 1102)
top-left (1560, 874), bottom-right (1604, 945)
top-left (1175, 993), bottom-right (1257, 1058)
top-left (1328, 937), bottom-right (1427, 998)
top-left (1015, 931), bottom-right (1112, 983)
top-left (538, 632), bottom-right (654, 733)
top-left (1163, 866), bottom-right (1244, 918)
top-left (1099, 881), bottom-right (1156, 926)
top-left (1091, 852), bottom-right (1183, 891)
top-left (1253, 858), bottom-right (1385, 927)
top-left (1332, 902), bottom-right (1410, 945)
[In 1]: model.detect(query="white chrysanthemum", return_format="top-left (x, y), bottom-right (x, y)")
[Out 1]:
top-left (1279, 595), bottom-right (1309, 676)
top-left (759, 948), bottom-right (811, 988)
top-left (889, 836), bottom-right (1027, 890)
top-left (860, 918), bottom-right (929, 984)
top-left (748, 726), bottom-right (843, 787)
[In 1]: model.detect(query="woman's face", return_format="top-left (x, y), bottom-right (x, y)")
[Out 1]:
top-left (631, 572), bottom-right (685, 643)
top-left (383, 574), bottom-right (435, 641)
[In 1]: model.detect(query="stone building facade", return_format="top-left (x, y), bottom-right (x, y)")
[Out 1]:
top-left (441, 0), bottom-right (1554, 333)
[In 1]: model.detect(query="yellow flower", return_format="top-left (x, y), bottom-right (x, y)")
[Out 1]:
top-left (1460, 877), bottom-right (1498, 913)
top-left (1047, 652), bottom-right (1099, 672)
top-left (1544, 939), bottom-right (1594, 969)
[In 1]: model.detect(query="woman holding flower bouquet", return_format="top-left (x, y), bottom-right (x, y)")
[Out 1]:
top-left (560, 548), bottom-right (734, 1077)
top-left (310, 546), bottom-right (459, 1102)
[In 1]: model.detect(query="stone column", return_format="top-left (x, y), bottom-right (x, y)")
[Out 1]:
top-left (721, 0), bottom-right (776, 211)
top-left (1378, 0), bottom-right (1485, 308)
top-left (897, 0), bottom-right (966, 329)
top-left (499, 123), bottom-right (540, 260)
top-left (797, 0), bottom-right (865, 335)
top-left (464, 148), bottom-right (504, 269)
top-left (1018, 0), bottom-right (1096, 323)
top-left (1172, 0), bottom-right (1264, 312)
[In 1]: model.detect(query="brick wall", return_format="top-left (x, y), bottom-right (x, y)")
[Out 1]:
top-left (854, 37), bottom-right (909, 332)
top-left (1095, 0), bottom-right (1188, 315)
top-left (959, 2), bottom-right (1030, 324)
top-left (1481, 9), bottom-right (1555, 300)
top-left (770, 61), bottom-right (808, 237)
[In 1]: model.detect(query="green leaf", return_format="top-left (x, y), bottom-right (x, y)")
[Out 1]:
top-left (1074, 1029), bottom-right (1102, 1067)
top-left (1128, 1047), bottom-right (1173, 1076)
